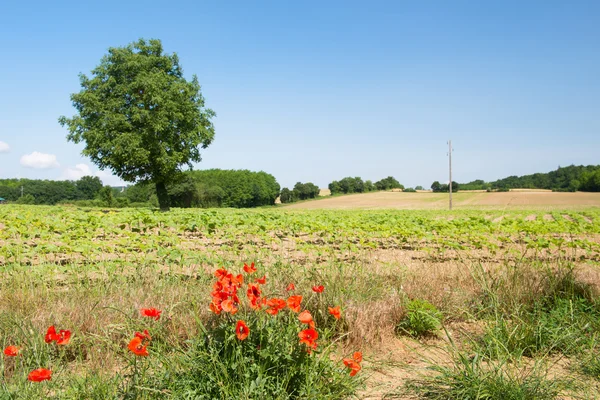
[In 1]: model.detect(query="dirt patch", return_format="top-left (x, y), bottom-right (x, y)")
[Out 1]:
top-left (525, 214), bottom-right (537, 221)
top-left (543, 214), bottom-right (554, 221)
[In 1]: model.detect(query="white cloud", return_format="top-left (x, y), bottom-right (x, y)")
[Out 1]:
top-left (60, 163), bottom-right (125, 186)
top-left (62, 163), bottom-right (93, 180)
top-left (0, 141), bottom-right (9, 153)
top-left (20, 152), bottom-right (60, 169)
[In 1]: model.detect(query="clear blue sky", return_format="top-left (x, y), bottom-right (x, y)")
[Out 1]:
top-left (0, 1), bottom-right (598, 188)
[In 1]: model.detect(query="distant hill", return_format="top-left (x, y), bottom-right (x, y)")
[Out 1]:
top-left (460, 165), bottom-right (600, 192)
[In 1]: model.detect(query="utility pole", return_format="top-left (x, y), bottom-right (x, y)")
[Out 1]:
top-left (448, 140), bottom-right (453, 210)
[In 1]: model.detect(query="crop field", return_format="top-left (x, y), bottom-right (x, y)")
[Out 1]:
top-left (1, 204), bottom-right (600, 399)
top-left (287, 191), bottom-right (600, 210)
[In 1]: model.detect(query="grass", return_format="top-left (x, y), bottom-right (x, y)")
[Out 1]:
top-left (0, 205), bottom-right (599, 398)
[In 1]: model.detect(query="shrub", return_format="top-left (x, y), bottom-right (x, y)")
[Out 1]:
top-left (397, 299), bottom-right (443, 337)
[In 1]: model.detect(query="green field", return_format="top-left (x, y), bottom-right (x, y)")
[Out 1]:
top-left (1, 205), bottom-right (600, 399)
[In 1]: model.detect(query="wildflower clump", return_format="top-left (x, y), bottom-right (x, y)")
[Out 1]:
top-left (162, 263), bottom-right (362, 398)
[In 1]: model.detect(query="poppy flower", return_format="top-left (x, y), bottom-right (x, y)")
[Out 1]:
top-left (298, 310), bottom-right (315, 328)
top-left (28, 368), bottom-right (52, 382)
top-left (243, 263), bottom-right (256, 274)
top-left (134, 330), bottom-right (151, 341)
top-left (298, 328), bottom-right (318, 351)
top-left (236, 320), bottom-right (250, 340)
top-left (247, 283), bottom-right (262, 300)
top-left (287, 295), bottom-right (303, 313)
top-left (265, 298), bottom-right (286, 316)
top-left (353, 351), bottom-right (363, 363)
top-left (140, 308), bottom-right (162, 320)
top-left (312, 285), bottom-right (324, 293)
top-left (255, 275), bottom-right (266, 284)
top-left (128, 337), bottom-right (149, 356)
top-left (343, 358), bottom-right (361, 376)
top-left (45, 326), bottom-right (71, 345)
top-left (3, 346), bottom-right (20, 356)
top-left (221, 299), bottom-right (238, 315)
top-left (286, 283), bottom-right (296, 291)
top-left (328, 306), bottom-right (341, 320)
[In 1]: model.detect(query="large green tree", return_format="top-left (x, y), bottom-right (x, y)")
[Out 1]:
top-left (59, 38), bottom-right (215, 211)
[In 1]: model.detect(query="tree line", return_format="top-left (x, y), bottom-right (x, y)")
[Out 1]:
top-left (458, 165), bottom-right (600, 192)
top-left (0, 176), bottom-right (103, 205)
top-left (328, 176), bottom-right (404, 195)
top-left (279, 182), bottom-right (320, 204)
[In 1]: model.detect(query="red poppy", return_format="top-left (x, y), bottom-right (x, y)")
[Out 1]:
top-left (243, 262), bottom-right (256, 274)
top-left (128, 336), bottom-right (149, 356)
top-left (134, 330), bottom-right (151, 340)
top-left (221, 299), bottom-right (238, 315)
top-left (328, 306), bottom-right (341, 320)
top-left (298, 310), bottom-right (315, 328)
top-left (247, 283), bottom-right (262, 300)
top-left (298, 328), bottom-right (318, 351)
top-left (343, 358), bottom-right (361, 376)
top-left (353, 351), bottom-right (363, 363)
top-left (287, 295), bottom-right (303, 313)
top-left (28, 368), bottom-right (52, 382)
top-left (45, 326), bottom-right (71, 345)
top-left (255, 275), bottom-right (266, 284)
top-left (265, 298), bottom-right (287, 316)
top-left (286, 283), bottom-right (296, 291)
top-left (236, 320), bottom-right (250, 340)
top-left (3, 346), bottom-right (20, 356)
top-left (312, 285), bottom-right (324, 293)
top-left (140, 308), bottom-right (162, 320)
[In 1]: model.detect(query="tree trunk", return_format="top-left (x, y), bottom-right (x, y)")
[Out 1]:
top-left (155, 181), bottom-right (170, 212)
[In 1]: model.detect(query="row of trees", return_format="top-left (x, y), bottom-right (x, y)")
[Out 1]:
top-left (431, 181), bottom-right (459, 193)
top-left (0, 176), bottom-right (104, 205)
top-left (116, 169), bottom-right (280, 208)
top-left (328, 176), bottom-right (404, 195)
top-left (458, 165), bottom-right (600, 192)
top-left (280, 182), bottom-right (320, 204)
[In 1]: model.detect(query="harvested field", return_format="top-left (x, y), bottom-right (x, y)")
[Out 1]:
top-left (285, 191), bottom-right (600, 210)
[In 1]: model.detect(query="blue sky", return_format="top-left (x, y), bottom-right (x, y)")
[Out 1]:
top-left (0, 1), bottom-right (598, 188)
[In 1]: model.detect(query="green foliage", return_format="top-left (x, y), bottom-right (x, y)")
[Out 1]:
top-left (329, 176), bottom-right (403, 194)
top-left (403, 187), bottom-right (417, 192)
top-left (397, 299), bottom-right (443, 337)
top-left (460, 165), bottom-right (600, 192)
top-left (407, 352), bottom-right (564, 400)
top-left (15, 193), bottom-right (35, 204)
top-left (415, 185), bottom-right (424, 190)
top-left (99, 186), bottom-right (115, 207)
top-left (59, 38), bottom-right (215, 211)
top-left (374, 176), bottom-right (404, 191)
top-left (162, 313), bottom-right (358, 399)
top-left (0, 177), bottom-right (102, 205)
top-left (431, 181), bottom-right (459, 193)
top-left (280, 182), bottom-right (320, 204)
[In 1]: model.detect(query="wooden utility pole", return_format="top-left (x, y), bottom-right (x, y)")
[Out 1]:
top-left (448, 140), bottom-right (453, 210)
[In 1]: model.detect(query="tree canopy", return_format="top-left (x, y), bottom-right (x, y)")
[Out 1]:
top-left (59, 38), bottom-right (215, 211)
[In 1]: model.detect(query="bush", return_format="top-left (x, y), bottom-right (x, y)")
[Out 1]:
top-left (397, 299), bottom-right (443, 337)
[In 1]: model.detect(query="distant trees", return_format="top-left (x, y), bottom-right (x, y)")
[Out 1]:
top-left (0, 176), bottom-right (104, 205)
top-left (374, 176), bottom-right (404, 191)
top-left (458, 165), bottom-right (600, 192)
top-left (279, 182), bottom-right (320, 204)
top-left (415, 185), bottom-right (424, 191)
top-left (431, 181), bottom-right (459, 193)
top-left (328, 176), bottom-right (404, 195)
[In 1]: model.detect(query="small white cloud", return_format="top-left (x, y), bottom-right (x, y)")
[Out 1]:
top-left (62, 163), bottom-right (93, 180)
top-left (60, 163), bottom-right (125, 186)
top-left (0, 141), bottom-right (9, 153)
top-left (20, 152), bottom-right (60, 169)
